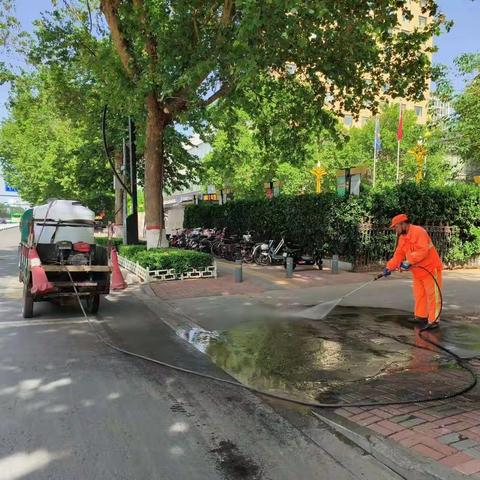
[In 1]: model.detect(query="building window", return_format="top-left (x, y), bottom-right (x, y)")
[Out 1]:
top-left (360, 117), bottom-right (369, 126)
top-left (420, 0), bottom-right (427, 8)
top-left (419, 16), bottom-right (427, 27)
top-left (343, 115), bottom-right (353, 127)
top-left (415, 106), bottom-right (423, 117)
top-left (402, 14), bottom-right (409, 26)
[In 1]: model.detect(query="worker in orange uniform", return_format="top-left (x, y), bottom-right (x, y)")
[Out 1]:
top-left (383, 214), bottom-right (443, 330)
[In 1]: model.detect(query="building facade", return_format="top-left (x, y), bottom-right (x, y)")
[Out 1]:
top-left (343, 1), bottom-right (433, 128)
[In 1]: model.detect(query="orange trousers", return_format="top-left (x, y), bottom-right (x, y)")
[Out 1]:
top-left (413, 269), bottom-right (442, 323)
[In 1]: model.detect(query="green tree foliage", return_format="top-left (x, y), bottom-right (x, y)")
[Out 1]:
top-left (314, 105), bottom-right (452, 189)
top-left (202, 104), bottom-right (451, 198)
top-left (0, 1), bottom-right (200, 215)
top-left (201, 88), bottom-right (327, 197)
top-left (6, 0), bottom-right (446, 237)
top-left (449, 53), bottom-right (480, 168)
top-left (0, 72), bottom-right (114, 211)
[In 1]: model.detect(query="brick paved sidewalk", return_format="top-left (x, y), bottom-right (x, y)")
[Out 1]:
top-left (150, 260), bottom-right (372, 300)
top-left (334, 355), bottom-right (480, 477)
top-left (146, 262), bottom-right (480, 476)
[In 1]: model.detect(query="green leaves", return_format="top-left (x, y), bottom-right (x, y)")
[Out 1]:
top-left (120, 246), bottom-right (213, 273)
top-left (184, 183), bottom-right (480, 264)
top-left (0, 69), bottom-right (114, 213)
top-left (1, 0), bottom-right (449, 226)
top-left (449, 54), bottom-right (480, 168)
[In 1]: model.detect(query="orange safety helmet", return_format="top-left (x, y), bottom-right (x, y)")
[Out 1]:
top-left (390, 213), bottom-right (409, 228)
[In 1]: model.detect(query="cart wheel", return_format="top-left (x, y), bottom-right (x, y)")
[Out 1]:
top-left (86, 294), bottom-right (100, 314)
top-left (22, 281), bottom-right (34, 318)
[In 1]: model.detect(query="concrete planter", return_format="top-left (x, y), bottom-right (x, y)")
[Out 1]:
top-left (118, 255), bottom-right (217, 282)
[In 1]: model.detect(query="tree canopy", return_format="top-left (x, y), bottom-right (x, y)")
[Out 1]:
top-left (449, 53), bottom-right (480, 169)
top-left (0, 0), bottom-right (448, 244)
top-left (0, 70), bottom-right (114, 211)
top-left (201, 103), bottom-right (453, 198)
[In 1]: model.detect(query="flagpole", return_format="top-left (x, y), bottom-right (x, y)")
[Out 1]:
top-left (373, 116), bottom-right (381, 188)
top-left (396, 140), bottom-right (401, 183)
top-left (396, 106), bottom-right (403, 184)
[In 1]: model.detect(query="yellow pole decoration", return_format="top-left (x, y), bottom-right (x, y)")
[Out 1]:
top-left (409, 144), bottom-right (427, 183)
top-left (311, 164), bottom-right (327, 193)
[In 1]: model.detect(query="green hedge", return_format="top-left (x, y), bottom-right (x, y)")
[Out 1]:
top-left (184, 183), bottom-right (480, 264)
top-left (95, 237), bottom-right (124, 249)
top-left (118, 244), bottom-right (147, 262)
top-left (95, 237), bottom-right (147, 249)
top-left (95, 238), bottom-right (213, 273)
top-left (119, 246), bottom-right (213, 274)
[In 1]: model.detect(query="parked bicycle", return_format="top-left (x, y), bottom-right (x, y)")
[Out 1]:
top-left (252, 238), bottom-right (287, 266)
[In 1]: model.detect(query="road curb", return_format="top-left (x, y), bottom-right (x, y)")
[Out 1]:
top-left (0, 224), bottom-right (19, 232)
top-left (312, 410), bottom-right (466, 480)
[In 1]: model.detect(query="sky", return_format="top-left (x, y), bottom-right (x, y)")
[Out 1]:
top-left (0, 0), bottom-right (479, 120)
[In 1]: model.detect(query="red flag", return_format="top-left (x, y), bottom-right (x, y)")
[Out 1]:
top-left (397, 109), bottom-right (403, 141)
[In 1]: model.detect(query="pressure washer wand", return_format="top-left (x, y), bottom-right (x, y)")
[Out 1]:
top-left (340, 277), bottom-right (379, 301)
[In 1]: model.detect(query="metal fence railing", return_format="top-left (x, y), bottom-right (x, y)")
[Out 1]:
top-left (353, 223), bottom-right (457, 271)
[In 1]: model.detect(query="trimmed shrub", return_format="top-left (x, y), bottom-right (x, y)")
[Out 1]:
top-left (119, 246), bottom-right (213, 274)
top-left (184, 183), bottom-right (480, 264)
top-left (118, 244), bottom-right (147, 262)
top-left (133, 249), bottom-right (213, 273)
top-left (95, 237), bottom-right (123, 249)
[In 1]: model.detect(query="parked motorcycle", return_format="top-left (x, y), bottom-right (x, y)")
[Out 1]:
top-left (283, 245), bottom-right (323, 270)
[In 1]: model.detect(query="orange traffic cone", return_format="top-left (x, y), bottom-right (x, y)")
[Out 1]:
top-left (29, 247), bottom-right (55, 295)
top-left (110, 248), bottom-right (127, 290)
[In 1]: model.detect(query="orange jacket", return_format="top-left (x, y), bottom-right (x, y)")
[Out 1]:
top-left (386, 224), bottom-right (443, 277)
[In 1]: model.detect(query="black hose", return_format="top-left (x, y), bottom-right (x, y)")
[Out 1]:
top-left (68, 266), bottom-right (477, 409)
top-left (102, 105), bottom-right (132, 196)
top-left (415, 265), bottom-right (477, 395)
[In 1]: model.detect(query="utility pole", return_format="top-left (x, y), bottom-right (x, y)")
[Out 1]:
top-left (125, 117), bottom-right (139, 244)
top-left (122, 138), bottom-right (128, 245)
top-left (114, 150), bottom-right (124, 238)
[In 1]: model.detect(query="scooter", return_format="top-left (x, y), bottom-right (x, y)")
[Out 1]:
top-left (283, 245), bottom-right (323, 270)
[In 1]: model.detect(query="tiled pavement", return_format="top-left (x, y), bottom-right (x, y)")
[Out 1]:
top-left (335, 358), bottom-right (480, 477)
top-left (150, 260), bottom-right (372, 300)
top-left (149, 262), bottom-right (480, 477)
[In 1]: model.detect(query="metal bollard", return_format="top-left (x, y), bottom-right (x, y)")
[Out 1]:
top-left (234, 259), bottom-right (243, 283)
top-left (331, 254), bottom-right (339, 274)
top-left (286, 256), bottom-right (294, 278)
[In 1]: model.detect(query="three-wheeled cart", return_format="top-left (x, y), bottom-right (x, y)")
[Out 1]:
top-left (18, 200), bottom-right (111, 318)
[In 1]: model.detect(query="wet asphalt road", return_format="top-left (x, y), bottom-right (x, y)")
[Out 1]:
top-left (0, 228), bottom-right (403, 480)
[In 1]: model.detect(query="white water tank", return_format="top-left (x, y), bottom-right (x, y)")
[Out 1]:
top-left (33, 200), bottom-right (95, 244)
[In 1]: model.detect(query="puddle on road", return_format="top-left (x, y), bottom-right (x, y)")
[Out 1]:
top-left (178, 306), bottom-right (479, 403)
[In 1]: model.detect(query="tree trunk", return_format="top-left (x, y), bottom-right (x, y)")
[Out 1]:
top-left (144, 92), bottom-right (168, 248)
top-left (114, 150), bottom-right (124, 235)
